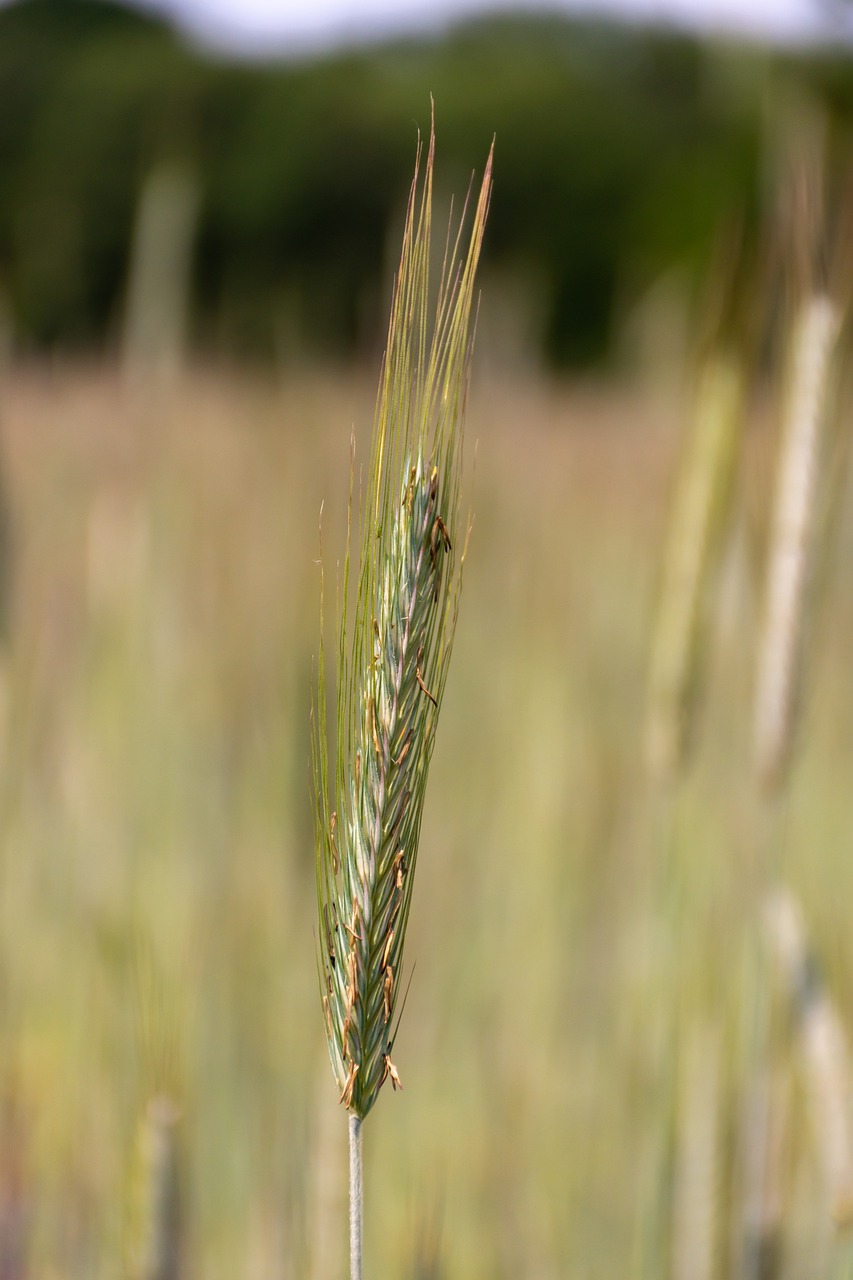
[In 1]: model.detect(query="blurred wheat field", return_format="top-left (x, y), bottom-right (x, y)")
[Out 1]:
top-left (1, 360), bottom-right (853, 1278)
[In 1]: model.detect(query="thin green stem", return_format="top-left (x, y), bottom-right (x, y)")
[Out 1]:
top-left (349, 1114), bottom-right (363, 1280)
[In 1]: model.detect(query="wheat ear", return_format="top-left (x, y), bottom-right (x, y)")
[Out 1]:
top-left (314, 120), bottom-right (491, 1117)
top-left (311, 116), bottom-right (491, 1276)
top-left (313, 116), bottom-right (491, 1278)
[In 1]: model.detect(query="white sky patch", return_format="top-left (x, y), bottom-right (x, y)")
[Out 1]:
top-left (119, 0), bottom-right (853, 55)
top-left (0, 0), bottom-right (849, 54)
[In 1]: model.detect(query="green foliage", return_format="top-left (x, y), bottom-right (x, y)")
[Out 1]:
top-left (0, 0), bottom-right (205, 342)
top-left (4, 2), bottom-right (853, 365)
top-left (0, 0), bottom-right (775, 365)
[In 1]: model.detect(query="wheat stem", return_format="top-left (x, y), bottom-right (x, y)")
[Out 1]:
top-left (672, 1024), bottom-right (721, 1280)
top-left (127, 1095), bottom-right (182, 1280)
top-left (753, 292), bottom-right (841, 793)
top-left (765, 889), bottom-right (853, 1227)
top-left (349, 1114), bottom-right (363, 1280)
top-left (646, 350), bottom-right (743, 783)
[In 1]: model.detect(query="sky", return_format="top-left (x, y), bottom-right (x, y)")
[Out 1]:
top-left (124, 0), bottom-right (853, 55)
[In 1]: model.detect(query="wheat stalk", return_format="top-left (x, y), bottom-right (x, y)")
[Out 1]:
top-left (312, 114), bottom-right (492, 1278)
top-left (645, 349), bottom-right (744, 783)
top-left (752, 292), bottom-right (841, 793)
top-left (738, 137), bottom-right (848, 1280)
top-left (765, 889), bottom-right (853, 1229)
top-left (126, 1095), bottom-right (182, 1280)
top-left (126, 941), bottom-right (185, 1280)
top-left (672, 1022), bottom-right (721, 1280)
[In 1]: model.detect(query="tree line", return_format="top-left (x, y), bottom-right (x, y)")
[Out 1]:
top-left (1, 0), bottom-right (851, 367)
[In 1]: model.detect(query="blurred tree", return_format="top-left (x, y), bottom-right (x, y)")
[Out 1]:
top-left (0, 0), bottom-right (812, 368)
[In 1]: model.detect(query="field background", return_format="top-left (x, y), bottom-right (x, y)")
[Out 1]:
top-left (0, 356), bottom-right (850, 1277)
top-left (3, 0), bottom-right (853, 1276)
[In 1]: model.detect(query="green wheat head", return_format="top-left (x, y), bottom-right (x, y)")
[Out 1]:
top-left (312, 121), bottom-right (492, 1119)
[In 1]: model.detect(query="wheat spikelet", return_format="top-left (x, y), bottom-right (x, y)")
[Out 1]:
top-left (313, 119), bottom-right (492, 1122)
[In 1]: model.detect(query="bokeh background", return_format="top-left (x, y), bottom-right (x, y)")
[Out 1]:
top-left (2, 1), bottom-right (853, 1277)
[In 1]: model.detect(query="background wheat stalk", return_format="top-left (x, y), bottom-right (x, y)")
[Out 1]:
top-left (765, 889), bottom-right (853, 1229)
top-left (645, 346), bottom-right (744, 785)
top-left (737, 135), bottom-right (851, 1280)
top-left (638, 232), bottom-right (751, 1280)
top-left (312, 116), bottom-right (492, 1279)
top-left (752, 291), bottom-right (841, 794)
